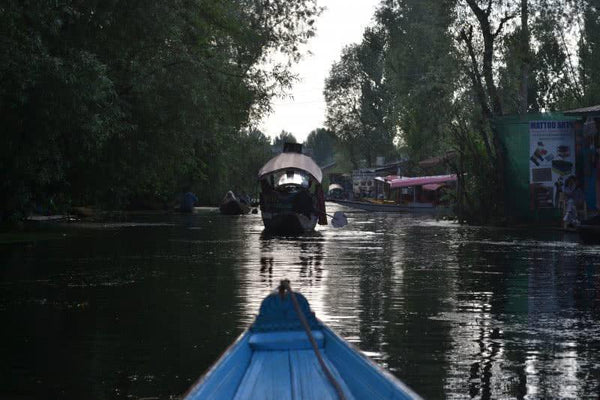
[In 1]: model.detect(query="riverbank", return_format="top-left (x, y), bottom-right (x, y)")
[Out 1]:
top-left (0, 207), bottom-right (223, 244)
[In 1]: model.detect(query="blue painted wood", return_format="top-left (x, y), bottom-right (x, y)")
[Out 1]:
top-left (184, 333), bottom-right (252, 400)
top-left (233, 350), bottom-right (292, 400)
top-left (249, 330), bottom-right (324, 350)
top-left (289, 349), bottom-right (356, 400)
top-left (251, 291), bottom-right (320, 333)
top-left (322, 326), bottom-right (421, 399)
top-left (184, 290), bottom-right (422, 400)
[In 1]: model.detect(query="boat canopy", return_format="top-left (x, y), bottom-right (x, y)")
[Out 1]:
top-left (422, 183), bottom-right (445, 191)
top-left (276, 171), bottom-right (310, 188)
top-left (388, 174), bottom-right (457, 189)
top-left (258, 153), bottom-right (323, 183)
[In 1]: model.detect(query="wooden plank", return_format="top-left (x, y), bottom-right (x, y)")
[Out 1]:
top-left (322, 327), bottom-right (420, 400)
top-left (185, 332), bottom-right (253, 400)
top-left (249, 330), bottom-right (324, 350)
top-left (233, 350), bottom-right (292, 400)
top-left (289, 349), bottom-right (355, 400)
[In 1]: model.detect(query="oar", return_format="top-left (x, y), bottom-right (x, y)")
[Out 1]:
top-left (317, 210), bottom-right (348, 228)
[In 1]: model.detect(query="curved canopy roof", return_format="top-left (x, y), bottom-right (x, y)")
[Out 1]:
top-left (258, 153), bottom-right (323, 183)
top-left (389, 174), bottom-right (457, 189)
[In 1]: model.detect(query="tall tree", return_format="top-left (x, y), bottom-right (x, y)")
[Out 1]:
top-left (377, 0), bottom-right (458, 161)
top-left (579, 0), bottom-right (600, 104)
top-left (519, 0), bottom-right (530, 114)
top-left (272, 130), bottom-right (297, 151)
top-left (325, 27), bottom-right (394, 167)
top-left (305, 128), bottom-right (335, 165)
top-left (0, 0), bottom-right (321, 216)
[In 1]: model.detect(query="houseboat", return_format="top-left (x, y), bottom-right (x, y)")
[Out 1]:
top-left (331, 174), bottom-right (456, 213)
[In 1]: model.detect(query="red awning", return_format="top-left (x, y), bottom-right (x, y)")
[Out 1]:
top-left (422, 183), bottom-right (444, 191)
top-left (388, 174), bottom-right (457, 189)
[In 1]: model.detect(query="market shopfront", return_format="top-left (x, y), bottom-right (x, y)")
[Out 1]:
top-left (564, 105), bottom-right (600, 212)
top-left (495, 113), bottom-right (586, 222)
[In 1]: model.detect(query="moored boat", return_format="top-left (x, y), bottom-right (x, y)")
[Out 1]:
top-left (332, 174), bottom-right (456, 214)
top-left (219, 191), bottom-right (251, 215)
top-left (258, 143), bottom-right (327, 233)
top-left (183, 280), bottom-right (421, 400)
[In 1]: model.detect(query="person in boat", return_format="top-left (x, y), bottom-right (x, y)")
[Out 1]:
top-left (239, 191), bottom-right (251, 205)
top-left (223, 190), bottom-right (237, 203)
top-left (180, 191), bottom-right (198, 213)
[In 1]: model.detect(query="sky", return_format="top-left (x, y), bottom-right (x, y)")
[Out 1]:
top-left (258, 0), bottom-right (380, 143)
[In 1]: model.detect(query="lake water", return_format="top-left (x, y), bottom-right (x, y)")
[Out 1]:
top-left (1, 203), bottom-right (599, 399)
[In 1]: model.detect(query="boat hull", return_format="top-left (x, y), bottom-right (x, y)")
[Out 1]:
top-left (184, 291), bottom-right (421, 400)
top-left (330, 199), bottom-right (448, 213)
top-left (219, 200), bottom-right (251, 215)
top-left (261, 211), bottom-right (318, 234)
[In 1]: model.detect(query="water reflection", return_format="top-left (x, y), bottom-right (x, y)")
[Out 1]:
top-left (0, 206), bottom-right (599, 399)
top-left (440, 233), bottom-right (600, 399)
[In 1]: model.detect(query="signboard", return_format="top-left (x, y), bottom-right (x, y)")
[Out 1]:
top-left (352, 170), bottom-right (376, 197)
top-left (529, 120), bottom-right (575, 208)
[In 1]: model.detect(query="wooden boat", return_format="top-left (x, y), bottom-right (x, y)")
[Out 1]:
top-left (184, 281), bottom-right (421, 400)
top-left (258, 143), bottom-right (327, 234)
top-left (219, 191), bottom-right (251, 215)
top-left (330, 198), bottom-right (444, 213)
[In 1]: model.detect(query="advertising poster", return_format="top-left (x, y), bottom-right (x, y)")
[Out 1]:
top-left (529, 120), bottom-right (575, 208)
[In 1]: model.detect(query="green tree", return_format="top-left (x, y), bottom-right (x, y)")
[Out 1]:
top-left (579, 0), bottom-right (600, 104)
top-left (218, 129), bottom-right (273, 199)
top-left (324, 27), bottom-right (394, 167)
top-left (305, 128), bottom-right (335, 165)
top-left (272, 130), bottom-right (297, 152)
top-left (377, 0), bottom-right (458, 162)
top-left (0, 0), bottom-right (321, 217)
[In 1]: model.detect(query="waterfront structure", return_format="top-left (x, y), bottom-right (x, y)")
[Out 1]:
top-left (496, 113), bottom-right (584, 221)
top-left (331, 174), bottom-right (456, 213)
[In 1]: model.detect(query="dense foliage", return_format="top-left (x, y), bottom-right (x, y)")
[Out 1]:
top-left (324, 27), bottom-right (396, 168)
top-left (324, 0), bottom-right (599, 224)
top-left (0, 0), bottom-right (319, 218)
top-left (271, 130), bottom-right (297, 152)
top-left (5, 0), bottom-right (600, 225)
top-left (305, 128), bottom-right (335, 165)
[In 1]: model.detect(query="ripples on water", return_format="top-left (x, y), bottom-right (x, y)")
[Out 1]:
top-left (1, 204), bottom-right (599, 399)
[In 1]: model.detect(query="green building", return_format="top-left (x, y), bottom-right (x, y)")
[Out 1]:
top-left (495, 113), bottom-right (583, 222)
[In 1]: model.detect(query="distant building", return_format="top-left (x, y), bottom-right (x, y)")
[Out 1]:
top-left (351, 161), bottom-right (407, 198)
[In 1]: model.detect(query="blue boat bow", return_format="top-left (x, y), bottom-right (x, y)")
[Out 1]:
top-left (184, 282), bottom-right (421, 400)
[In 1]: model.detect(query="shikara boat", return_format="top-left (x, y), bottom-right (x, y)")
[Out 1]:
top-left (258, 143), bottom-right (327, 234)
top-left (183, 281), bottom-right (421, 400)
top-left (219, 191), bottom-right (251, 215)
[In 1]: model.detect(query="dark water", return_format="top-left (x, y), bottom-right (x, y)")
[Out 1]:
top-left (1, 204), bottom-right (599, 399)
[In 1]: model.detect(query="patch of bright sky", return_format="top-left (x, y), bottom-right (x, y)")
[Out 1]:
top-left (258, 0), bottom-right (380, 143)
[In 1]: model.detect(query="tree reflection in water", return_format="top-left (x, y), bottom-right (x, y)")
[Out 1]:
top-left (1, 207), bottom-right (599, 399)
